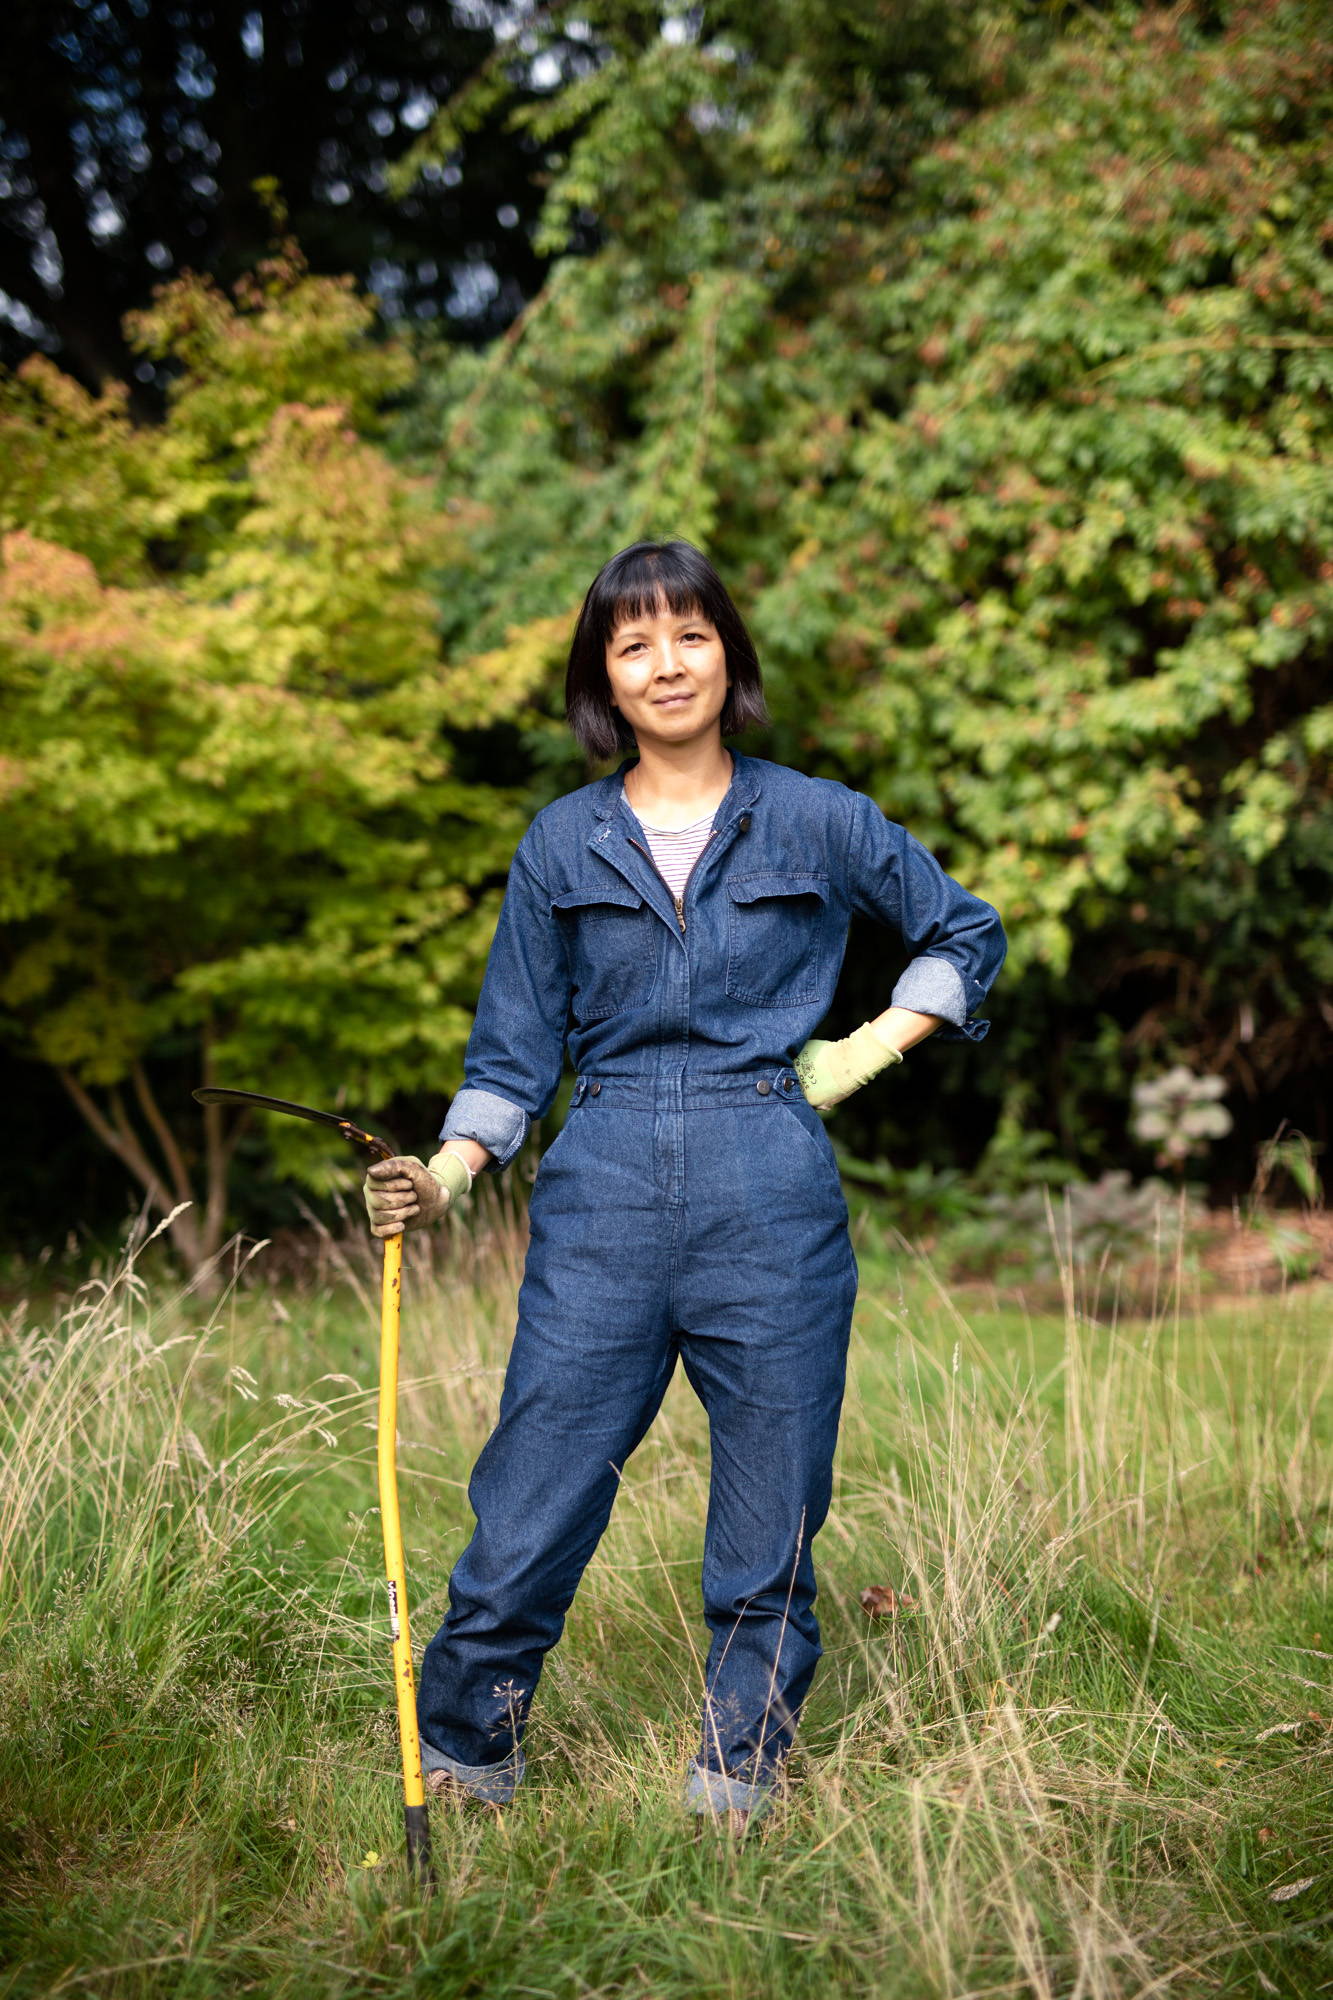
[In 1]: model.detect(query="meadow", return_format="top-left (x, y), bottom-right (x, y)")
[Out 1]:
top-left (1, 1191), bottom-right (1330, 2000)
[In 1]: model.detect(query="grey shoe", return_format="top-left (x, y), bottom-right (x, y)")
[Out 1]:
top-left (421, 1745), bottom-right (523, 1807)
top-left (683, 1759), bottom-right (773, 1824)
top-left (424, 1767), bottom-right (504, 1813)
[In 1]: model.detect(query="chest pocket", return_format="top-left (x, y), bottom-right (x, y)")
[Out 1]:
top-left (551, 883), bottom-right (657, 1022)
top-left (725, 873), bottom-right (829, 1007)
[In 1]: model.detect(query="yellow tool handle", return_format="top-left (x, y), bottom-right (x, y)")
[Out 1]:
top-left (378, 1231), bottom-right (432, 1885)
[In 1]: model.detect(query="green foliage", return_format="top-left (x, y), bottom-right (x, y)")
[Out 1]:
top-left (400, 0), bottom-right (1333, 1172)
top-left (0, 248), bottom-right (526, 1263)
top-left (395, 0), bottom-right (1007, 670)
top-left (1246, 1124), bottom-right (1324, 1280)
top-left (778, 0), bottom-right (1333, 1021)
top-left (5, 1), bottom-right (1333, 1245)
top-left (1253, 1126), bottom-right (1325, 1211)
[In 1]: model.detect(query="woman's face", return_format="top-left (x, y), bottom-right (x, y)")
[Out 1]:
top-left (604, 596), bottom-right (730, 752)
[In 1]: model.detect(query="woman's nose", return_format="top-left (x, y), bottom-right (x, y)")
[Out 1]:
top-left (653, 645), bottom-right (685, 679)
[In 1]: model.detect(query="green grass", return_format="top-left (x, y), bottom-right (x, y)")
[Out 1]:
top-left (2, 1196), bottom-right (1331, 1999)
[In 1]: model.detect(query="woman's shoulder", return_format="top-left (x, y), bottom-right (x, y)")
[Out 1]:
top-left (515, 769), bottom-right (623, 880)
top-left (526, 768), bottom-right (622, 839)
top-left (734, 753), bottom-right (865, 826)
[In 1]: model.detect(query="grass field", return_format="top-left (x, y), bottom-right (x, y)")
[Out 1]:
top-left (2, 1192), bottom-right (1331, 1999)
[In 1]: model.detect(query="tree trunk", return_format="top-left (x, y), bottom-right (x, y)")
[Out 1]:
top-left (58, 1042), bottom-right (238, 1289)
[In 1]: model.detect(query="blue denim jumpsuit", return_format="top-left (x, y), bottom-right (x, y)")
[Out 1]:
top-left (417, 753), bottom-right (1005, 1811)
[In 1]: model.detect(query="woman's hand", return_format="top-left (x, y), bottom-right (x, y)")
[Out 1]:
top-left (794, 1022), bottom-right (903, 1110)
top-left (364, 1148), bottom-right (475, 1238)
top-left (795, 1006), bottom-right (947, 1109)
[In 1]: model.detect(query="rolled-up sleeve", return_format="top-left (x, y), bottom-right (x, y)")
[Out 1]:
top-left (846, 791), bottom-right (1005, 1042)
top-left (439, 835), bottom-right (571, 1168)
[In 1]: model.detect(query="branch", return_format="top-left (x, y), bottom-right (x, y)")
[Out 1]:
top-left (1083, 332), bottom-right (1333, 387)
top-left (58, 1068), bottom-right (172, 1214)
top-left (440, 285), bottom-right (552, 463)
top-left (109, 1086), bottom-right (159, 1189)
top-left (0, 219), bottom-right (57, 333)
top-left (198, 1023), bottom-right (241, 1262)
top-left (130, 1058), bottom-right (195, 1208)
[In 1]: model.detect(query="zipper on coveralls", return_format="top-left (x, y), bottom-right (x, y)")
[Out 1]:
top-left (627, 836), bottom-right (711, 935)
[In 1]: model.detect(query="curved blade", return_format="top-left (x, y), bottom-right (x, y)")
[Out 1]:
top-left (192, 1086), bottom-right (397, 1161)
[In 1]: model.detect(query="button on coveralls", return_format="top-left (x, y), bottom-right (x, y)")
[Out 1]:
top-left (418, 753), bottom-right (1006, 1811)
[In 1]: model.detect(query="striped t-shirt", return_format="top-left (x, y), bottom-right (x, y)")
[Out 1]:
top-left (626, 798), bottom-right (716, 905)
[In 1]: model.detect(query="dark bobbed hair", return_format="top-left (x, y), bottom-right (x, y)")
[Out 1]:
top-left (565, 540), bottom-right (770, 760)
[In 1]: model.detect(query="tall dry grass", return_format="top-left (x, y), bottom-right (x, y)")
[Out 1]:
top-left (1, 1193), bottom-right (1330, 1998)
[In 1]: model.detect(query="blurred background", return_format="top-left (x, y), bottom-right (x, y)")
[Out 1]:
top-left (1, 0), bottom-right (1329, 1281)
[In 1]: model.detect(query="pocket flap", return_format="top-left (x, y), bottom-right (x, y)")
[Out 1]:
top-left (551, 883), bottom-right (645, 914)
top-left (726, 872), bottom-right (829, 907)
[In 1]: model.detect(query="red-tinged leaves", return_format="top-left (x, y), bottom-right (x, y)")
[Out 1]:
top-left (0, 259), bottom-right (531, 1201)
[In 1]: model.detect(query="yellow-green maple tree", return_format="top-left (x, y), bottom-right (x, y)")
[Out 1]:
top-left (0, 247), bottom-right (537, 1270)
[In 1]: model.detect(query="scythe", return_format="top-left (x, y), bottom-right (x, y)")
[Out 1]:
top-left (193, 1085), bottom-right (433, 1890)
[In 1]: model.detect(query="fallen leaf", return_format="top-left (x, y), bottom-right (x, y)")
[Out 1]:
top-left (860, 1584), bottom-right (918, 1617)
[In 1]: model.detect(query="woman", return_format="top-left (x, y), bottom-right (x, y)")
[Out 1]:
top-left (365, 540), bottom-right (1005, 1828)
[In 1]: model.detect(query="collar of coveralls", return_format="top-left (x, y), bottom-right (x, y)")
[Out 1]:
top-left (588, 750), bottom-right (764, 823)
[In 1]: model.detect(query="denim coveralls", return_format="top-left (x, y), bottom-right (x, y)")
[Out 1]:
top-left (417, 752), bottom-right (1005, 1811)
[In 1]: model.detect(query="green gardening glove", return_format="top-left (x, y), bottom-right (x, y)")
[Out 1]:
top-left (363, 1148), bottom-right (473, 1239)
top-left (794, 1021), bottom-right (904, 1111)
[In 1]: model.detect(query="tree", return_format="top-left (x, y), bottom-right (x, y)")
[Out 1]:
top-left (0, 244), bottom-right (535, 1271)
top-left (759, 0), bottom-right (1333, 1158)
top-left (394, 0), bottom-right (1333, 1182)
